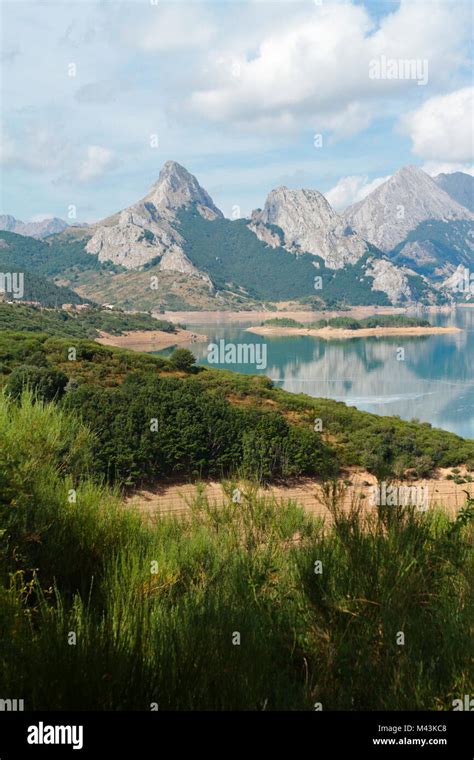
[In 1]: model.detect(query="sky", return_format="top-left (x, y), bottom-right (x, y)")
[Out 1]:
top-left (0, 0), bottom-right (472, 223)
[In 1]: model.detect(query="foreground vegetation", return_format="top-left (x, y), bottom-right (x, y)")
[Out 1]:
top-left (0, 394), bottom-right (472, 710)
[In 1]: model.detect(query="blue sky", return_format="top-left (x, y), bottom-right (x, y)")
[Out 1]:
top-left (0, 0), bottom-right (472, 222)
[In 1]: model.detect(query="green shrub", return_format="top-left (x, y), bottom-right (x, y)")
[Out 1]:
top-left (169, 347), bottom-right (196, 372)
top-left (327, 317), bottom-right (362, 329)
top-left (263, 318), bottom-right (303, 328)
top-left (6, 365), bottom-right (68, 401)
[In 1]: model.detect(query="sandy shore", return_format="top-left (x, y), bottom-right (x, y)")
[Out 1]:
top-left (96, 327), bottom-right (207, 352)
top-left (163, 305), bottom-right (457, 325)
top-left (246, 325), bottom-right (462, 339)
top-left (127, 468), bottom-right (472, 520)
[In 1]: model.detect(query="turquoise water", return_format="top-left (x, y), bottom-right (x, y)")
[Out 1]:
top-left (158, 308), bottom-right (474, 440)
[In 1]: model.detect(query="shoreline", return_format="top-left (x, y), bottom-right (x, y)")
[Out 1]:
top-left (95, 327), bottom-right (208, 352)
top-left (245, 325), bottom-right (462, 339)
top-left (162, 304), bottom-right (458, 325)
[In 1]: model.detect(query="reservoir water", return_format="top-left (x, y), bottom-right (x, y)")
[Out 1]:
top-left (159, 307), bottom-right (474, 440)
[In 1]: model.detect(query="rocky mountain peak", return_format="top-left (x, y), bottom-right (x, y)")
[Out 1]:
top-left (85, 159), bottom-right (222, 271)
top-left (145, 160), bottom-right (223, 218)
top-left (343, 165), bottom-right (473, 252)
top-left (253, 186), bottom-right (367, 269)
top-left (0, 214), bottom-right (68, 239)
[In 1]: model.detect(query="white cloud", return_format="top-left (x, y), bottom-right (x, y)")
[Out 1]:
top-left (77, 145), bottom-right (116, 182)
top-left (401, 87), bottom-right (474, 163)
top-left (187, 0), bottom-right (471, 136)
top-left (2, 0), bottom-right (473, 221)
top-left (325, 174), bottom-right (390, 211)
top-left (189, 4), bottom-right (372, 133)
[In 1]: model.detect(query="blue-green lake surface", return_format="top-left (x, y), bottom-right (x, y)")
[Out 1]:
top-left (158, 308), bottom-right (474, 440)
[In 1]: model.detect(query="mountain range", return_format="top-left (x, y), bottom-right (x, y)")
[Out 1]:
top-left (1, 161), bottom-right (472, 310)
top-left (0, 215), bottom-right (69, 239)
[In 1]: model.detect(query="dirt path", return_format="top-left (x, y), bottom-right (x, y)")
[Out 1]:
top-left (127, 468), bottom-right (472, 520)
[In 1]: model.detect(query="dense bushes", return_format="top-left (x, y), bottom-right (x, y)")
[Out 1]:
top-left (360, 314), bottom-right (431, 328)
top-left (311, 315), bottom-right (432, 330)
top-left (6, 364), bottom-right (68, 401)
top-left (0, 303), bottom-right (175, 338)
top-left (263, 315), bottom-right (433, 330)
top-left (241, 413), bottom-right (332, 481)
top-left (324, 316), bottom-right (361, 329)
top-left (63, 376), bottom-right (336, 485)
top-left (263, 317), bottom-right (303, 327)
top-left (1, 327), bottom-right (473, 481)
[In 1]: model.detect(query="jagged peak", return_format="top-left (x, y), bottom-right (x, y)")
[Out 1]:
top-left (268, 185), bottom-right (329, 200)
top-left (153, 160), bottom-right (196, 185)
top-left (145, 160), bottom-right (223, 217)
top-left (253, 180), bottom-right (367, 269)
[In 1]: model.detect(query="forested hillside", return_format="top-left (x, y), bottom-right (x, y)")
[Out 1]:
top-left (0, 303), bottom-right (175, 338)
top-left (178, 208), bottom-right (392, 305)
top-left (1, 318), bottom-right (473, 486)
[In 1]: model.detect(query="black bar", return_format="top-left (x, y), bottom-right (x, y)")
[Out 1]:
top-left (0, 711), bottom-right (471, 758)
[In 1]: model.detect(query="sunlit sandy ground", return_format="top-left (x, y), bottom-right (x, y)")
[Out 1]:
top-left (127, 467), bottom-right (472, 521)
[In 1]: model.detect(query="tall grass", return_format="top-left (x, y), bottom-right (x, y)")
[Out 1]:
top-left (0, 394), bottom-right (472, 710)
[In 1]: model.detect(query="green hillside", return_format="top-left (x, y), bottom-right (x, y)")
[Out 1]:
top-left (0, 229), bottom-right (97, 277)
top-left (178, 207), bottom-right (392, 305)
top-left (0, 231), bottom-right (90, 306)
top-left (0, 302), bottom-right (175, 339)
top-left (0, 309), bottom-right (472, 486)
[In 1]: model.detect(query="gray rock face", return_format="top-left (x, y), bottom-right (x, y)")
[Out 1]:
top-left (85, 160), bottom-right (222, 272)
top-left (0, 215), bottom-right (68, 238)
top-left (146, 160), bottom-right (222, 218)
top-left (247, 216), bottom-right (283, 248)
top-left (365, 258), bottom-right (413, 303)
top-left (434, 172), bottom-right (474, 213)
top-left (5, 159), bottom-right (458, 308)
top-left (0, 215), bottom-right (18, 232)
top-left (344, 166), bottom-right (473, 252)
top-left (253, 186), bottom-right (367, 268)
